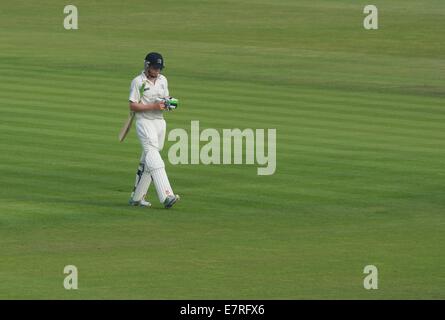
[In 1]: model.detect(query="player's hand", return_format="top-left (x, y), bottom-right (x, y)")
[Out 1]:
top-left (153, 100), bottom-right (166, 110)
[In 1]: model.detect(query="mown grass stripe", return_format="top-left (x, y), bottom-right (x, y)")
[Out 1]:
top-left (1, 117), bottom-right (444, 153)
top-left (2, 67), bottom-right (444, 110)
top-left (2, 119), bottom-right (444, 154)
top-left (3, 102), bottom-right (441, 140)
top-left (1, 76), bottom-right (443, 118)
top-left (2, 95), bottom-right (444, 137)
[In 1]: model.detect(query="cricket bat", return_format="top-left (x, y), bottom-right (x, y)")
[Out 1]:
top-left (118, 81), bottom-right (146, 142)
top-left (118, 111), bottom-right (135, 142)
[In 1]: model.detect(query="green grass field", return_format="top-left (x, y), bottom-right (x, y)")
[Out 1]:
top-left (0, 0), bottom-right (444, 299)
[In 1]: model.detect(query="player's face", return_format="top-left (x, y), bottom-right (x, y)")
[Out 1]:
top-left (147, 65), bottom-right (161, 78)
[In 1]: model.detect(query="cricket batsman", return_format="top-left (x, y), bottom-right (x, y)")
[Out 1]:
top-left (127, 52), bottom-right (180, 208)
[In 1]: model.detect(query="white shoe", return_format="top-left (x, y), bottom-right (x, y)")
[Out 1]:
top-left (163, 194), bottom-right (180, 209)
top-left (139, 199), bottom-right (152, 207)
top-left (129, 198), bottom-right (152, 207)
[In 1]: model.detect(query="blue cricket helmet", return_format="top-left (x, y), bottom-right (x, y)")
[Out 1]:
top-left (144, 52), bottom-right (164, 70)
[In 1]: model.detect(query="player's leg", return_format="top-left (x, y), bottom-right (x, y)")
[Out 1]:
top-left (129, 150), bottom-right (152, 207)
top-left (138, 119), bottom-right (178, 207)
top-left (155, 119), bottom-right (180, 208)
top-left (144, 145), bottom-right (175, 204)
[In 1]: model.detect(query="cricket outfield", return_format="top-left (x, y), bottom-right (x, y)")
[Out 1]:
top-left (0, 0), bottom-right (444, 299)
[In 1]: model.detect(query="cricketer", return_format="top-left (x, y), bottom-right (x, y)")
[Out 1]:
top-left (127, 52), bottom-right (180, 208)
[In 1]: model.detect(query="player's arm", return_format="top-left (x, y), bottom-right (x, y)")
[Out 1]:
top-left (129, 100), bottom-right (165, 112)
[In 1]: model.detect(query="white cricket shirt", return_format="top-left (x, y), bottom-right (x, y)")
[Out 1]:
top-left (128, 71), bottom-right (170, 120)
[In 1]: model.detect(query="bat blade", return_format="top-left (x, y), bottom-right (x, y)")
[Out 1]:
top-left (118, 112), bottom-right (135, 142)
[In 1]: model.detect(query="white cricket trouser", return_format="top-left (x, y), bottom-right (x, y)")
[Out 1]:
top-left (131, 118), bottom-right (174, 203)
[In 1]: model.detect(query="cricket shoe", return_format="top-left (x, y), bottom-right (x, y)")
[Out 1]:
top-left (163, 194), bottom-right (180, 209)
top-left (128, 198), bottom-right (152, 207)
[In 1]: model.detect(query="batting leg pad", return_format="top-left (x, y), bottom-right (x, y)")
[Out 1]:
top-left (151, 167), bottom-right (174, 203)
top-left (143, 146), bottom-right (166, 172)
top-left (130, 161), bottom-right (152, 202)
